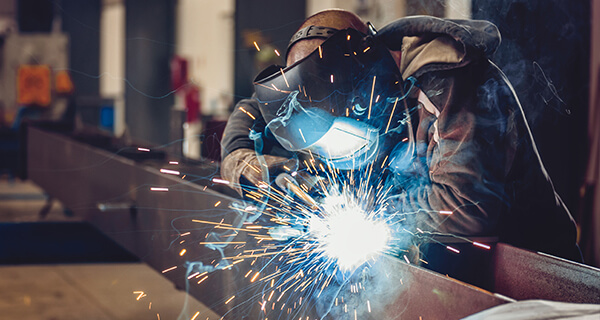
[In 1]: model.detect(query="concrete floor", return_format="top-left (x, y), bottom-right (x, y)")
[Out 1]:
top-left (0, 177), bottom-right (220, 320)
top-left (0, 176), bottom-right (75, 222)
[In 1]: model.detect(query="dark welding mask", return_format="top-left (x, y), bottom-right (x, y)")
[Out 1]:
top-left (254, 27), bottom-right (404, 170)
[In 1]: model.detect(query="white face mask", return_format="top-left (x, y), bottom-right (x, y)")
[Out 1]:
top-left (266, 92), bottom-right (379, 170)
top-left (305, 117), bottom-right (379, 170)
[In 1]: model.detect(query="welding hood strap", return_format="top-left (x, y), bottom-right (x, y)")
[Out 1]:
top-left (287, 26), bottom-right (339, 54)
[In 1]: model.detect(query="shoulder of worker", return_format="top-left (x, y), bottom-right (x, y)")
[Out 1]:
top-left (227, 95), bottom-right (264, 129)
top-left (234, 96), bottom-right (262, 116)
top-left (377, 15), bottom-right (501, 80)
top-left (221, 96), bottom-right (264, 159)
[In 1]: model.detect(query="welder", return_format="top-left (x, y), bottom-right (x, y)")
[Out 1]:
top-left (220, 9), bottom-right (581, 262)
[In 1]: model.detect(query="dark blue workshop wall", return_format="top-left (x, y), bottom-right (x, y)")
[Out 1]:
top-left (18, 0), bottom-right (54, 32)
top-left (125, 0), bottom-right (175, 145)
top-left (234, 0), bottom-right (306, 105)
top-left (473, 0), bottom-right (590, 221)
top-left (59, 0), bottom-right (101, 98)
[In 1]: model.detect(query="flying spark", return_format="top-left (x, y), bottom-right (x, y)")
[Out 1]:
top-left (212, 178), bottom-right (230, 185)
top-left (160, 168), bottom-right (180, 175)
top-left (161, 266), bottom-right (177, 273)
top-left (473, 241), bottom-right (491, 250)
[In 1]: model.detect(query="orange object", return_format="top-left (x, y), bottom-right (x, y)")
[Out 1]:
top-left (17, 65), bottom-right (52, 107)
top-left (55, 70), bottom-right (74, 94)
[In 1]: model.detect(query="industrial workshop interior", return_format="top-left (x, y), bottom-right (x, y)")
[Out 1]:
top-left (2, 0), bottom-right (600, 319)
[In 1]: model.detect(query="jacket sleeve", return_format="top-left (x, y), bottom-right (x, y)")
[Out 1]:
top-left (221, 98), bottom-right (264, 160)
top-left (394, 60), bottom-right (515, 236)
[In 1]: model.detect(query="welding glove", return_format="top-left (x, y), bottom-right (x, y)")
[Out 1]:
top-left (275, 172), bottom-right (322, 194)
top-left (220, 148), bottom-right (299, 196)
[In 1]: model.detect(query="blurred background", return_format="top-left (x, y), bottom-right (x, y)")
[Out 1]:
top-left (0, 0), bottom-right (599, 318)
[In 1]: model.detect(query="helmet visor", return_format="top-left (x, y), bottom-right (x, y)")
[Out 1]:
top-left (254, 28), bottom-right (404, 169)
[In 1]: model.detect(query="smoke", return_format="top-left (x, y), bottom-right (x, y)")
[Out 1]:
top-left (472, 0), bottom-right (590, 218)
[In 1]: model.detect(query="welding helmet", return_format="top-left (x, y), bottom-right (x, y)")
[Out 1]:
top-left (254, 27), bottom-right (405, 170)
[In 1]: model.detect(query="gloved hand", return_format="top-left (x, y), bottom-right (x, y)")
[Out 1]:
top-left (220, 148), bottom-right (298, 196)
top-left (275, 172), bottom-right (326, 210)
top-left (275, 172), bottom-right (323, 194)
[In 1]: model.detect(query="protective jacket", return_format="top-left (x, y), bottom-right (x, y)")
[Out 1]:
top-left (221, 16), bottom-right (581, 261)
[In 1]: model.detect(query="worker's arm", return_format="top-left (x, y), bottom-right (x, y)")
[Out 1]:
top-left (220, 98), bottom-right (298, 195)
top-left (392, 61), bottom-right (515, 236)
top-left (221, 98), bottom-right (262, 160)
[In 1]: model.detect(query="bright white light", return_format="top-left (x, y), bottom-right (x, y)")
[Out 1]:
top-left (160, 168), bottom-right (180, 175)
top-left (212, 178), bottom-right (230, 185)
top-left (308, 193), bottom-right (390, 270)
